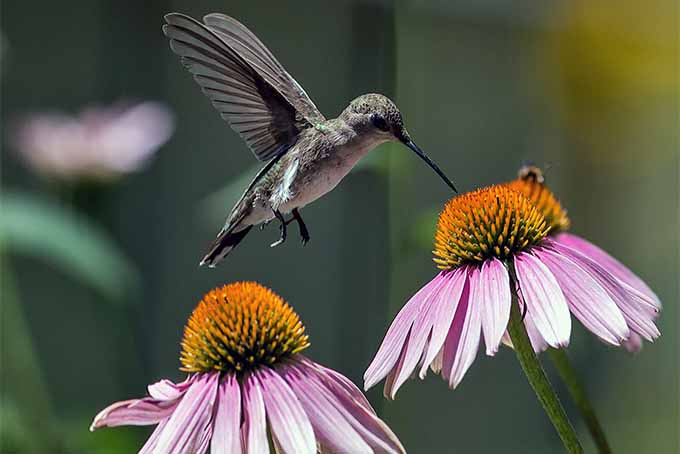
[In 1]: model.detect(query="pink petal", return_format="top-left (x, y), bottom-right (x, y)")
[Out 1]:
top-left (382, 332), bottom-right (410, 399)
top-left (441, 269), bottom-right (482, 389)
top-left (210, 374), bottom-right (242, 454)
top-left (501, 311), bottom-right (549, 353)
top-left (363, 273), bottom-right (446, 390)
top-left (255, 367), bottom-right (316, 454)
top-left (556, 233), bottom-right (660, 308)
top-left (90, 398), bottom-right (178, 430)
top-left (287, 359), bottom-right (405, 454)
top-left (514, 252), bottom-right (571, 348)
top-left (478, 258), bottom-right (511, 356)
top-left (299, 357), bottom-right (374, 414)
top-left (623, 333), bottom-right (643, 353)
top-left (536, 248), bottom-right (629, 345)
top-left (90, 376), bottom-right (196, 431)
top-left (550, 241), bottom-right (660, 341)
top-left (430, 347), bottom-right (444, 374)
top-left (154, 372), bottom-right (220, 454)
top-left (139, 419), bottom-right (168, 454)
top-left (242, 373), bottom-right (269, 454)
top-left (147, 377), bottom-right (194, 400)
top-left (524, 311), bottom-right (550, 352)
top-left (418, 268), bottom-right (468, 378)
top-left (389, 274), bottom-right (450, 393)
top-left (279, 362), bottom-right (372, 453)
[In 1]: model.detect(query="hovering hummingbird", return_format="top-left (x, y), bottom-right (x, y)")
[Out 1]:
top-left (162, 13), bottom-right (457, 267)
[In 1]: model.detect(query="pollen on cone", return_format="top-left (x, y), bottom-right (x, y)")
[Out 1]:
top-left (433, 185), bottom-right (551, 269)
top-left (180, 282), bottom-right (309, 373)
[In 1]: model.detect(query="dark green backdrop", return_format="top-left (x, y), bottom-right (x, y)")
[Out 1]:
top-left (2, 0), bottom-right (677, 453)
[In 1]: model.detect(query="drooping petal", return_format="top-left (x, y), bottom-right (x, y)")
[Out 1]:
top-left (556, 233), bottom-right (660, 308)
top-left (550, 241), bottom-right (660, 341)
top-left (90, 398), bottom-right (179, 430)
top-left (287, 358), bottom-right (405, 454)
top-left (478, 258), bottom-right (511, 356)
top-left (418, 268), bottom-right (467, 378)
top-left (501, 310), bottom-right (549, 354)
top-left (623, 333), bottom-right (643, 353)
top-left (389, 273), bottom-right (450, 394)
top-left (383, 332), bottom-right (410, 399)
top-left (514, 252), bottom-right (571, 348)
top-left (363, 273), bottom-right (447, 390)
top-left (279, 362), bottom-right (371, 453)
top-left (210, 374), bottom-right (242, 454)
top-left (90, 376), bottom-right (198, 431)
top-left (255, 367), bottom-right (316, 454)
top-left (139, 419), bottom-right (168, 454)
top-left (524, 311), bottom-right (550, 352)
top-left (154, 372), bottom-right (220, 454)
top-left (147, 376), bottom-right (194, 400)
top-left (430, 347), bottom-right (444, 375)
top-left (536, 248), bottom-right (629, 345)
top-left (301, 358), bottom-right (374, 414)
top-left (242, 373), bottom-right (269, 454)
top-left (441, 271), bottom-right (481, 389)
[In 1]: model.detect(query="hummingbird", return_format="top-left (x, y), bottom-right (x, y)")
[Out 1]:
top-left (162, 12), bottom-right (457, 267)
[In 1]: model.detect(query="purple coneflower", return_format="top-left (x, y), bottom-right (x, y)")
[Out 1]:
top-left (507, 165), bottom-right (661, 352)
top-left (91, 282), bottom-right (404, 454)
top-left (365, 183), bottom-right (660, 398)
top-left (12, 102), bottom-right (173, 181)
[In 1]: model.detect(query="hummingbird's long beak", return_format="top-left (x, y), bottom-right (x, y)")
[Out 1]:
top-left (402, 138), bottom-right (458, 193)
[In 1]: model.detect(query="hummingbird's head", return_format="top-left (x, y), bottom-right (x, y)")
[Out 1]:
top-left (343, 93), bottom-right (457, 192)
top-left (344, 93), bottom-right (405, 140)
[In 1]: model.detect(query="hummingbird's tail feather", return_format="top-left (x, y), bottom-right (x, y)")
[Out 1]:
top-left (199, 225), bottom-right (253, 267)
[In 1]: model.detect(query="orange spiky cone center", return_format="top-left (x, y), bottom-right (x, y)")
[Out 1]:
top-left (180, 282), bottom-right (309, 373)
top-left (506, 170), bottom-right (570, 233)
top-left (433, 185), bottom-right (551, 269)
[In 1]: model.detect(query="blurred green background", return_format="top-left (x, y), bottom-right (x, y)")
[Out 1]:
top-left (1, 0), bottom-right (677, 453)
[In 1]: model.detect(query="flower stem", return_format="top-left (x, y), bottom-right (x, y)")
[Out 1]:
top-left (507, 270), bottom-right (583, 453)
top-left (548, 348), bottom-right (612, 453)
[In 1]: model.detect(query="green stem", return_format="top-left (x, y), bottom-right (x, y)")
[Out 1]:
top-left (507, 268), bottom-right (583, 453)
top-left (548, 348), bottom-right (612, 453)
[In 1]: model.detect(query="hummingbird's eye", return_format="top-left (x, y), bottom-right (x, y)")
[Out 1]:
top-left (371, 115), bottom-right (389, 132)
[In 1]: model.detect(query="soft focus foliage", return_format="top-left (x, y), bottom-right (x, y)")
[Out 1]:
top-left (1, 192), bottom-right (138, 300)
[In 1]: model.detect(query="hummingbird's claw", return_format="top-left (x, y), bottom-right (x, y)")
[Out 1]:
top-left (270, 238), bottom-right (285, 248)
top-left (269, 208), bottom-right (309, 248)
top-left (270, 209), bottom-right (287, 247)
top-left (291, 208), bottom-right (310, 246)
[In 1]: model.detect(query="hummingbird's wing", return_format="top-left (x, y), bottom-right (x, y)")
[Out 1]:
top-left (202, 14), bottom-right (325, 125)
top-left (163, 13), bottom-right (325, 162)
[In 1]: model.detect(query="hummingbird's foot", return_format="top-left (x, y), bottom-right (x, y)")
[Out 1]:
top-left (291, 208), bottom-right (310, 246)
top-left (270, 209), bottom-right (287, 248)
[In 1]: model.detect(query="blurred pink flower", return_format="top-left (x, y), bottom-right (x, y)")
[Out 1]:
top-left (91, 283), bottom-right (404, 454)
top-left (12, 102), bottom-right (173, 181)
top-left (364, 185), bottom-right (660, 399)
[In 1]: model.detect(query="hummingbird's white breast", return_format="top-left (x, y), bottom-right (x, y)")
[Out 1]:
top-left (239, 124), bottom-right (388, 228)
top-left (274, 132), bottom-right (387, 213)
